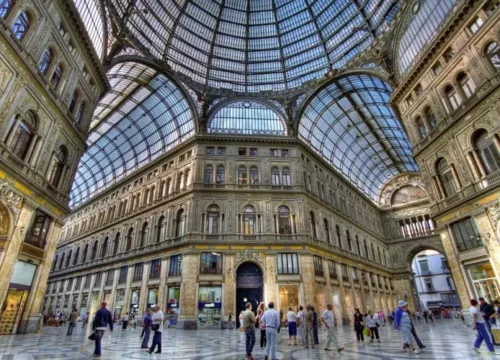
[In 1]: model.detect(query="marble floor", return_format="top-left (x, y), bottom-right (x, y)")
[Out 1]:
top-left (0, 319), bottom-right (498, 359)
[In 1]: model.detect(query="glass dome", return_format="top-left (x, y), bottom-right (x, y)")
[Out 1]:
top-left (107, 0), bottom-right (399, 92)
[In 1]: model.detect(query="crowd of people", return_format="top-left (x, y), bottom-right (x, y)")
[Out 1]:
top-left (62, 296), bottom-right (500, 358)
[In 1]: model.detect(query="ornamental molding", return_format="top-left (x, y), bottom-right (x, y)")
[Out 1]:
top-left (235, 250), bottom-right (265, 268)
top-left (0, 179), bottom-right (23, 223)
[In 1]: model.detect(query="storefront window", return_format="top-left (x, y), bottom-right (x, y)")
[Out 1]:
top-left (166, 286), bottom-right (180, 326)
top-left (467, 262), bottom-right (500, 303)
top-left (147, 288), bottom-right (159, 309)
top-left (197, 286), bottom-right (222, 328)
top-left (130, 290), bottom-right (140, 315)
top-left (113, 290), bottom-right (124, 321)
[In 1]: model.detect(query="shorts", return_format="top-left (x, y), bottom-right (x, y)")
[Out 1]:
top-left (288, 321), bottom-right (297, 336)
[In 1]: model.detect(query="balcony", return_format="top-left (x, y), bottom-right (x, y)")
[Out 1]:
top-left (200, 267), bottom-right (222, 275)
top-left (315, 269), bottom-right (324, 277)
top-left (168, 269), bottom-right (181, 277)
top-left (24, 234), bottom-right (46, 250)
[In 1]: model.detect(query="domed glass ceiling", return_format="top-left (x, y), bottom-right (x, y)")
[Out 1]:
top-left (299, 74), bottom-right (418, 200)
top-left (106, 0), bottom-right (399, 92)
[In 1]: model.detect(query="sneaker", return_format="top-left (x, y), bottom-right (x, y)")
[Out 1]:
top-left (324, 348), bottom-right (332, 351)
top-left (472, 348), bottom-right (480, 354)
top-left (412, 349), bottom-right (420, 354)
top-left (488, 351), bottom-right (500, 355)
top-left (337, 347), bottom-right (345, 352)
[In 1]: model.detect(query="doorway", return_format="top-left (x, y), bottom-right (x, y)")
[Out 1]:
top-left (279, 285), bottom-right (299, 311)
top-left (0, 288), bottom-right (29, 335)
top-left (236, 262), bottom-right (263, 328)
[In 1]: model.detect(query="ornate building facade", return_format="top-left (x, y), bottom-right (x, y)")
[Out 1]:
top-left (0, 0), bottom-right (496, 334)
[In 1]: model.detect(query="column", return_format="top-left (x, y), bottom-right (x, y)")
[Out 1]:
top-left (450, 165), bottom-right (462, 189)
top-left (158, 258), bottom-right (169, 309)
top-left (466, 152), bottom-right (481, 180)
top-left (0, 202), bottom-right (36, 307)
top-left (471, 151), bottom-right (487, 178)
top-left (178, 253), bottom-right (198, 329)
top-left (138, 262), bottom-right (150, 313)
top-left (223, 254), bottom-right (236, 328)
top-left (299, 255), bottom-right (315, 306)
top-left (122, 265), bottom-right (134, 316)
top-left (337, 264), bottom-right (349, 324)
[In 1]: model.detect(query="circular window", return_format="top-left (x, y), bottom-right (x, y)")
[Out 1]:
top-left (242, 101), bottom-right (252, 108)
top-left (412, 1), bottom-right (421, 14)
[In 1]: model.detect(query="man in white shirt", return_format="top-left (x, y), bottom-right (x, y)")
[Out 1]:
top-left (322, 304), bottom-right (344, 352)
top-left (262, 302), bottom-right (280, 360)
top-left (147, 306), bottom-right (164, 354)
top-left (470, 299), bottom-right (497, 354)
top-left (286, 307), bottom-right (297, 346)
top-left (297, 305), bottom-right (304, 345)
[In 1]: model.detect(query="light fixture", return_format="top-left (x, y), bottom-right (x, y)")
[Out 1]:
top-left (243, 297), bottom-right (247, 303)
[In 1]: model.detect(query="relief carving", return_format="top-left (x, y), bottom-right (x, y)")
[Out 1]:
top-left (235, 250), bottom-right (265, 267)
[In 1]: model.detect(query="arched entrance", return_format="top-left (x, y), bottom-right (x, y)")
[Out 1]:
top-left (236, 262), bottom-right (263, 328)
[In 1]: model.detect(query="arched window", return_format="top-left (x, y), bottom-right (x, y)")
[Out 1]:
top-left (415, 116), bottom-right (427, 139)
top-left (113, 232), bottom-right (120, 255)
top-left (125, 228), bottom-right (133, 251)
top-left (177, 172), bottom-right (184, 190)
top-left (82, 244), bottom-right (88, 263)
top-left (243, 206), bottom-right (256, 235)
top-left (278, 206), bottom-right (291, 235)
top-left (50, 63), bottom-right (64, 89)
top-left (39, 48), bottom-right (54, 75)
top-left (238, 166), bottom-right (247, 185)
top-left (7, 111), bottom-right (36, 160)
top-left (52, 255), bottom-right (58, 271)
top-left (73, 247), bottom-right (79, 266)
top-left (176, 209), bottom-right (186, 237)
top-left (12, 10), bottom-right (30, 40)
top-left (336, 225), bottom-right (341, 248)
top-left (204, 165), bottom-right (213, 184)
top-left (139, 222), bottom-right (149, 247)
top-left (424, 107), bottom-right (437, 130)
top-left (207, 205), bottom-right (220, 234)
top-left (75, 101), bottom-right (85, 124)
top-left (166, 178), bottom-right (172, 194)
top-left (0, 0), bottom-right (14, 18)
top-left (437, 158), bottom-right (458, 197)
top-left (474, 130), bottom-right (500, 174)
top-left (310, 211), bottom-right (317, 238)
top-left (59, 253), bottom-right (65, 270)
top-left (444, 85), bottom-right (462, 110)
top-left (184, 169), bottom-right (191, 187)
top-left (282, 167), bottom-right (291, 186)
top-left (364, 240), bottom-right (368, 258)
top-left (324, 219), bottom-right (331, 244)
top-left (101, 237), bottom-right (108, 258)
top-left (457, 72), bottom-right (475, 98)
top-left (271, 167), bottom-right (280, 186)
top-left (216, 165), bottom-right (225, 184)
top-left (69, 90), bottom-right (79, 114)
top-left (91, 240), bottom-right (98, 260)
top-left (65, 250), bottom-right (72, 268)
top-left (346, 230), bottom-right (352, 252)
top-left (47, 145), bottom-right (67, 187)
top-left (485, 41), bottom-right (500, 71)
top-left (356, 236), bottom-right (361, 255)
top-left (157, 216), bottom-right (166, 243)
top-left (249, 166), bottom-right (259, 184)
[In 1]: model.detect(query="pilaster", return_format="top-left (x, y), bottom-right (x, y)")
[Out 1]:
top-left (178, 253), bottom-right (198, 329)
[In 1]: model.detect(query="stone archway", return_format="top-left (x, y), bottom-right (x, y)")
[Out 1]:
top-left (235, 262), bottom-right (263, 328)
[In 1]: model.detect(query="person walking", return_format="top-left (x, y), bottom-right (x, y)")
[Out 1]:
top-left (141, 309), bottom-right (153, 349)
top-left (67, 308), bottom-right (78, 336)
top-left (262, 302), bottom-right (280, 360)
top-left (408, 309), bottom-right (426, 349)
top-left (322, 304), bottom-right (344, 353)
top-left (82, 312), bottom-right (89, 329)
top-left (297, 305), bottom-right (305, 346)
top-left (471, 299), bottom-right (499, 354)
top-left (286, 307), bottom-right (297, 346)
top-left (479, 297), bottom-right (497, 345)
top-left (122, 313), bottom-right (129, 331)
top-left (303, 304), bottom-right (314, 348)
top-left (257, 306), bottom-right (266, 350)
top-left (147, 306), bottom-right (164, 354)
top-left (91, 302), bottom-right (114, 358)
top-left (423, 310), bottom-right (428, 323)
top-left (366, 310), bottom-right (380, 343)
top-left (312, 306), bottom-right (319, 346)
top-left (140, 312), bottom-right (147, 338)
top-left (394, 300), bottom-right (420, 354)
top-left (354, 308), bottom-right (365, 343)
top-left (427, 309), bottom-right (434, 323)
top-left (242, 302), bottom-right (256, 360)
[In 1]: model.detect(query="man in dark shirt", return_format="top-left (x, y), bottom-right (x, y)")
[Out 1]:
top-left (141, 308), bottom-right (153, 349)
top-left (92, 302), bottom-right (114, 357)
top-left (479, 297), bottom-right (498, 345)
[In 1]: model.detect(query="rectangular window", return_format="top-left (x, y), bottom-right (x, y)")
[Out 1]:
top-left (469, 17), bottom-right (484, 33)
top-left (67, 278), bottom-right (73, 290)
top-left (328, 260), bottom-right (337, 279)
top-left (250, 148), bottom-right (257, 156)
top-left (341, 264), bottom-right (349, 282)
top-left (414, 84), bottom-right (423, 96)
top-left (277, 253), bottom-right (299, 274)
top-left (352, 267), bottom-right (359, 283)
top-left (419, 260), bottom-right (430, 274)
top-left (443, 47), bottom-right (455, 63)
top-left (200, 252), bottom-right (223, 274)
top-left (239, 148), bottom-right (247, 156)
top-left (281, 149), bottom-right (289, 157)
top-left (313, 256), bottom-right (324, 276)
top-left (425, 279), bottom-right (434, 292)
top-left (432, 62), bottom-right (443, 75)
top-left (25, 210), bottom-right (52, 249)
top-left (451, 217), bottom-right (483, 251)
top-left (217, 147), bottom-right (226, 155)
top-left (118, 266), bottom-right (128, 284)
top-left (94, 272), bottom-right (102, 287)
top-left (84, 275), bottom-right (91, 289)
top-left (106, 269), bottom-right (114, 286)
top-left (169, 255), bottom-right (182, 276)
top-left (75, 276), bottom-right (82, 289)
top-left (150, 259), bottom-right (161, 279)
top-left (206, 147), bottom-right (215, 155)
top-left (270, 148), bottom-right (278, 156)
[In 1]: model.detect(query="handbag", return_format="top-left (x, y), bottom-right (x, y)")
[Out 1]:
top-left (152, 324), bottom-right (160, 331)
top-left (88, 331), bottom-right (97, 340)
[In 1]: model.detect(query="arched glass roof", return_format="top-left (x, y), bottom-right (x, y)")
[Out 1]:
top-left (208, 100), bottom-right (286, 136)
top-left (398, 0), bottom-right (458, 75)
top-left (299, 73), bottom-right (418, 200)
top-left (70, 62), bottom-right (195, 208)
top-left (108, 0), bottom-right (399, 92)
top-left (72, 0), bottom-right (106, 59)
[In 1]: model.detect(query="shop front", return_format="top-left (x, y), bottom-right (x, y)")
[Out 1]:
top-left (197, 286), bottom-right (222, 329)
top-left (331, 288), bottom-right (342, 326)
top-left (80, 294), bottom-right (89, 318)
top-left (0, 260), bottom-right (37, 335)
top-left (129, 290), bottom-right (140, 316)
top-left (147, 288), bottom-right (159, 310)
top-left (166, 286), bottom-right (180, 326)
top-left (467, 261), bottom-right (500, 302)
top-left (114, 290), bottom-right (125, 321)
top-left (279, 285), bottom-right (299, 311)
